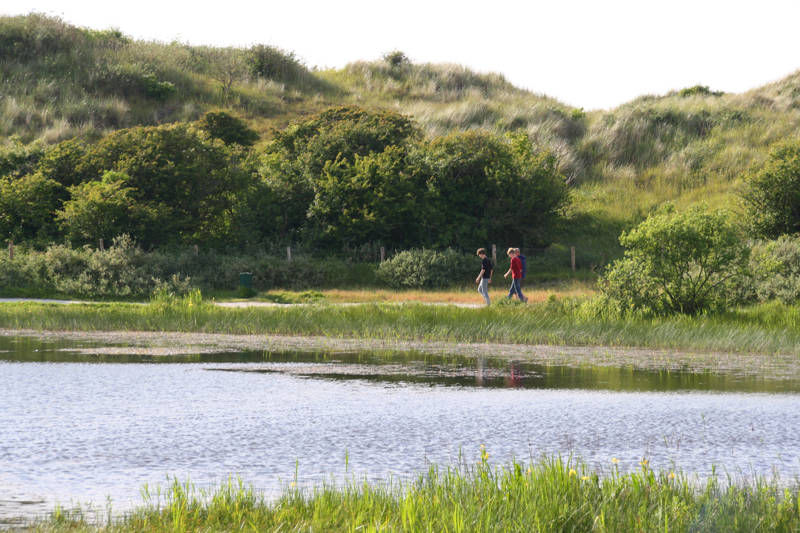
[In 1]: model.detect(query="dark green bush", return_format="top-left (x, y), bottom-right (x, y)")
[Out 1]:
top-left (199, 111), bottom-right (259, 146)
top-left (376, 248), bottom-right (475, 289)
top-left (741, 142), bottom-right (800, 238)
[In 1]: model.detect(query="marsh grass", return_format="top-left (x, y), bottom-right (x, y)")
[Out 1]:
top-left (28, 457), bottom-right (800, 532)
top-left (1, 298), bottom-right (799, 354)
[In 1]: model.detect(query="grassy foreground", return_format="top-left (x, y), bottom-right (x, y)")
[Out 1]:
top-left (31, 457), bottom-right (800, 532)
top-left (1, 296), bottom-right (800, 354)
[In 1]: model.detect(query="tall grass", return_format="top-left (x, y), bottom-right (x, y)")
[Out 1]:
top-left (1, 299), bottom-right (799, 354)
top-left (30, 456), bottom-right (800, 532)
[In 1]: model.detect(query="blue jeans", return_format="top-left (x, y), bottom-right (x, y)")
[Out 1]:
top-left (507, 278), bottom-right (525, 301)
top-left (478, 278), bottom-right (491, 305)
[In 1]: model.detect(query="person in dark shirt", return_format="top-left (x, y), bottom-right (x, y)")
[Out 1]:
top-left (503, 247), bottom-right (527, 302)
top-left (475, 248), bottom-right (493, 306)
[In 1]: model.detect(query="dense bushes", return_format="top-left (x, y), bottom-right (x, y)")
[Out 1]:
top-left (1, 106), bottom-right (569, 253)
top-left (0, 237), bottom-right (378, 298)
top-left (376, 249), bottom-right (476, 289)
top-left (258, 108), bottom-right (568, 250)
top-left (0, 235), bottom-right (188, 298)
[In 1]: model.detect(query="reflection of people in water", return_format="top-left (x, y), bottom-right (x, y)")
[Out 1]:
top-left (505, 360), bottom-right (523, 388)
top-left (475, 356), bottom-right (486, 386)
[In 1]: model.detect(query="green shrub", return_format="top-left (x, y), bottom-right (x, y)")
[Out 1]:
top-left (376, 248), bottom-right (475, 289)
top-left (741, 141), bottom-right (800, 238)
top-left (198, 111), bottom-right (258, 146)
top-left (599, 205), bottom-right (749, 315)
top-left (0, 172), bottom-right (64, 243)
top-left (750, 235), bottom-right (800, 303)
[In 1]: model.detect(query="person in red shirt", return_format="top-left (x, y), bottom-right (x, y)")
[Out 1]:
top-left (503, 247), bottom-right (527, 302)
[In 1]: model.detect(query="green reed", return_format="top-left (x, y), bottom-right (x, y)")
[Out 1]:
top-left (1, 298), bottom-right (800, 354)
top-left (28, 456), bottom-right (800, 532)
top-left (0, 294), bottom-right (800, 354)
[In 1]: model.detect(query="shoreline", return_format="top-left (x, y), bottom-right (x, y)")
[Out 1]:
top-left (3, 327), bottom-right (798, 380)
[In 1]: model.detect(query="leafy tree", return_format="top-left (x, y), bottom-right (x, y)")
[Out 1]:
top-left (56, 171), bottom-right (157, 244)
top-left (199, 111), bottom-right (259, 147)
top-left (741, 142), bottom-right (800, 238)
top-left (306, 146), bottom-right (422, 248)
top-left (0, 173), bottom-right (64, 242)
top-left (414, 131), bottom-right (568, 249)
top-left (84, 123), bottom-right (248, 245)
top-left (259, 106), bottom-right (420, 245)
top-left (599, 205), bottom-right (749, 315)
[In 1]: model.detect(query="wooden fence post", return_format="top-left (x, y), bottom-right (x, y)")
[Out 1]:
top-left (99, 238), bottom-right (105, 251)
top-left (491, 244), bottom-right (497, 265)
top-left (571, 246), bottom-right (576, 272)
top-left (380, 246), bottom-right (385, 262)
top-left (287, 246), bottom-right (292, 262)
top-left (8, 240), bottom-right (13, 260)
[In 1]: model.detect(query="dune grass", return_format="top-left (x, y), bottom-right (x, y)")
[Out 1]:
top-left (28, 456), bottom-right (800, 532)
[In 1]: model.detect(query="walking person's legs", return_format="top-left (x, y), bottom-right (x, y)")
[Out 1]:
top-left (478, 278), bottom-right (491, 305)
top-left (513, 279), bottom-right (527, 302)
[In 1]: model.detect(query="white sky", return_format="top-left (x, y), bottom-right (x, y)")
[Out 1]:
top-left (5, 0), bottom-right (800, 110)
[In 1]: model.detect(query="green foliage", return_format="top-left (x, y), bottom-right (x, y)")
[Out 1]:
top-left (678, 85), bottom-right (724, 98)
top-left (742, 141), bottom-right (800, 238)
top-left (40, 235), bottom-right (191, 298)
top-left (56, 171), bottom-right (158, 244)
top-left (246, 44), bottom-right (325, 91)
top-left (0, 172), bottom-right (64, 243)
top-left (91, 63), bottom-right (176, 101)
top-left (84, 123), bottom-right (249, 245)
top-left (36, 138), bottom-right (90, 186)
top-left (260, 111), bottom-right (568, 251)
top-left (376, 248), bottom-right (475, 288)
top-left (306, 146), bottom-right (422, 248)
top-left (0, 138), bottom-right (44, 178)
top-left (417, 131), bottom-right (569, 248)
top-left (382, 50), bottom-right (410, 68)
top-left (0, 13), bottom-right (82, 61)
top-left (750, 235), bottom-right (800, 303)
top-left (198, 111), bottom-right (259, 146)
top-left (271, 106), bottom-right (419, 174)
top-left (260, 106), bottom-right (421, 247)
top-left (600, 205), bottom-right (749, 315)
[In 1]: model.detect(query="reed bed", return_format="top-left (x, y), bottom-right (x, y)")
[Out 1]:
top-left (29, 456), bottom-right (800, 532)
top-left (1, 298), bottom-right (799, 355)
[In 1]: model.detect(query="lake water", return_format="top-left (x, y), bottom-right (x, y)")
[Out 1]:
top-left (1, 335), bottom-right (800, 525)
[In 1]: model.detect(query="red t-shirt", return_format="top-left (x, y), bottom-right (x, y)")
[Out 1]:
top-left (510, 256), bottom-right (522, 279)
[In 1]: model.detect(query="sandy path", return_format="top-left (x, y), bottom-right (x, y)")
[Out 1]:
top-left (2, 328), bottom-right (797, 380)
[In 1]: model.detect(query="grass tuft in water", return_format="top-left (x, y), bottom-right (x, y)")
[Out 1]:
top-left (27, 456), bottom-right (800, 532)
